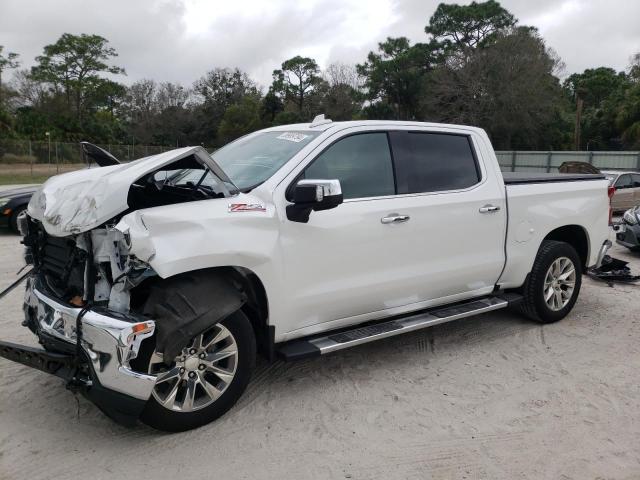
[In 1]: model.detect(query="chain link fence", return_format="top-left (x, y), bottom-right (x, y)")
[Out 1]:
top-left (0, 140), bottom-right (210, 184)
top-left (1, 140), bottom-right (639, 184)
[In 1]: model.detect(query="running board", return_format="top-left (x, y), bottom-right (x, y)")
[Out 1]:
top-left (277, 293), bottom-right (522, 361)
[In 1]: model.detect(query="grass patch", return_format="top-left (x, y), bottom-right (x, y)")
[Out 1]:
top-left (0, 164), bottom-right (84, 185)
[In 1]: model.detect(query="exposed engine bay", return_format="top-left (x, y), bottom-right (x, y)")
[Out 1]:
top-left (22, 150), bottom-right (233, 313)
top-left (127, 154), bottom-right (229, 212)
top-left (22, 216), bottom-right (154, 313)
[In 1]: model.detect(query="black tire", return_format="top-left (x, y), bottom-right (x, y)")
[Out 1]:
top-left (519, 240), bottom-right (582, 323)
top-left (9, 205), bottom-right (26, 234)
top-left (140, 310), bottom-right (256, 432)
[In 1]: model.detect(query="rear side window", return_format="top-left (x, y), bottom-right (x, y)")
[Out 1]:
top-left (389, 132), bottom-right (480, 194)
top-left (632, 174), bottom-right (640, 188)
top-left (615, 174), bottom-right (632, 188)
top-left (303, 133), bottom-right (395, 199)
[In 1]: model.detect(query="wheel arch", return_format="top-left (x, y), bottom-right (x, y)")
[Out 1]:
top-left (135, 265), bottom-right (273, 361)
top-left (541, 224), bottom-right (589, 268)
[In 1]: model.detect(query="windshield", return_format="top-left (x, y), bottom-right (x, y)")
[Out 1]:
top-left (211, 131), bottom-right (320, 190)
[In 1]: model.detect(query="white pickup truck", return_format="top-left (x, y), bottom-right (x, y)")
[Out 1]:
top-left (1, 118), bottom-right (612, 431)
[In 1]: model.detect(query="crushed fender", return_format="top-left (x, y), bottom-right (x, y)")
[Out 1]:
top-left (143, 269), bottom-right (247, 360)
top-left (586, 255), bottom-right (640, 286)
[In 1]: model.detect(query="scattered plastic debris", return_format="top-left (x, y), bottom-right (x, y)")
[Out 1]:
top-left (586, 255), bottom-right (640, 286)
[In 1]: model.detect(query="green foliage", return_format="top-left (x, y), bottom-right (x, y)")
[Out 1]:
top-left (424, 26), bottom-right (567, 149)
top-left (193, 68), bottom-right (260, 146)
top-left (30, 33), bottom-right (125, 130)
top-left (272, 111), bottom-right (303, 125)
top-left (0, 13), bottom-right (638, 152)
top-left (218, 96), bottom-right (260, 144)
top-left (217, 97), bottom-right (261, 144)
top-left (0, 46), bottom-right (20, 110)
top-left (563, 68), bottom-right (628, 106)
top-left (357, 37), bottom-right (432, 120)
top-left (271, 56), bottom-right (321, 115)
top-left (426, 0), bottom-right (516, 51)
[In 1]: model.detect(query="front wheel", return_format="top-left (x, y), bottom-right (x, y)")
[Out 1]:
top-left (519, 240), bottom-right (582, 323)
top-left (140, 310), bottom-right (256, 432)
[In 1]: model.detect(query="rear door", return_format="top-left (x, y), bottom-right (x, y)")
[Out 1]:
top-left (388, 130), bottom-right (507, 300)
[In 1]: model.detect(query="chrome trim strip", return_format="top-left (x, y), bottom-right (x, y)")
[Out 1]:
top-left (29, 284), bottom-right (156, 400)
top-left (595, 240), bottom-right (612, 268)
top-left (308, 297), bottom-right (508, 355)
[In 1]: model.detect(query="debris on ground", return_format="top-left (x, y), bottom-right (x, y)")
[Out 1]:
top-left (586, 255), bottom-right (640, 286)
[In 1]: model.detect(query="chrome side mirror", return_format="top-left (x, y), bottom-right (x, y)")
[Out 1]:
top-left (286, 179), bottom-right (343, 223)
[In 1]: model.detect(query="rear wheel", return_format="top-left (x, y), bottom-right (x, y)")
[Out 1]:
top-left (140, 310), bottom-right (256, 432)
top-left (519, 240), bottom-right (582, 323)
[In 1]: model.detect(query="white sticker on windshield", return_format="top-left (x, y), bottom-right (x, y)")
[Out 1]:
top-left (277, 132), bottom-right (309, 143)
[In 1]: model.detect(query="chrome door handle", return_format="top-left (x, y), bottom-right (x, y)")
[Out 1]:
top-left (479, 204), bottom-right (501, 213)
top-left (381, 213), bottom-right (410, 224)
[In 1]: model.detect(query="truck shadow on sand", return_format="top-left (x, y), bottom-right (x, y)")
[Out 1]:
top-left (0, 309), bottom-right (548, 440)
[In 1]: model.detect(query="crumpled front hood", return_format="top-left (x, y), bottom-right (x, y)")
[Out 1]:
top-left (28, 146), bottom-right (232, 237)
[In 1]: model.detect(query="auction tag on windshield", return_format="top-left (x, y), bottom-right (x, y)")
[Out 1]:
top-left (277, 132), bottom-right (309, 143)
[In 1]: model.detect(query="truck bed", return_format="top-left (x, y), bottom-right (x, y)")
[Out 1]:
top-left (502, 172), bottom-right (606, 185)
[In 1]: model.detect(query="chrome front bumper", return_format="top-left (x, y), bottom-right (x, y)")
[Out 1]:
top-left (24, 278), bottom-right (157, 401)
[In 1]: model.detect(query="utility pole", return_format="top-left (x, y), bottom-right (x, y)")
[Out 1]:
top-left (45, 131), bottom-right (51, 165)
top-left (574, 96), bottom-right (583, 151)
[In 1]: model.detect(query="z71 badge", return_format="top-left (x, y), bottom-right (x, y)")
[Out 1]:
top-left (228, 203), bottom-right (266, 212)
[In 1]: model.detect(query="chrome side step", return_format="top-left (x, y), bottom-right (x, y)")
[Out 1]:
top-left (277, 293), bottom-right (522, 361)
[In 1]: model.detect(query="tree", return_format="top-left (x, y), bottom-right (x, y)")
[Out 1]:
top-left (30, 33), bottom-right (124, 127)
top-left (563, 68), bottom-right (628, 108)
top-left (193, 68), bottom-right (259, 145)
top-left (424, 27), bottom-right (567, 149)
top-left (426, 0), bottom-right (516, 52)
top-left (0, 46), bottom-right (20, 107)
top-left (218, 97), bottom-right (261, 144)
top-left (629, 52), bottom-right (640, 82)
top-left (260, 87), bottom-right (284, 124)
top-left (272, 56), bottom-right (321, 115)
top-left (156, 82), bottom-right (189, 110)
top-left (357, 37), bottom-right (431, 120)
top-left (321, 63), bottom-right (363, 120)
top-left (563, 68), bottom-right (631, 149)
top-left (616, 53), bottom-right (640, 148)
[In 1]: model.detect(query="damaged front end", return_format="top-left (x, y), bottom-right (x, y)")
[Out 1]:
top-left (15, 215), bottom-right (159, 425)
top-left (0, 145), bottom-right (249, 426)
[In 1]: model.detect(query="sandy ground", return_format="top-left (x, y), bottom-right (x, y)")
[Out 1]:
top-left (0, 221), bottom-right (639, 479)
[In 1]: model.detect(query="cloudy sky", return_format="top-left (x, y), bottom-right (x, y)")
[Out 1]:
top-left (1, 0), bottom-right (639, 89)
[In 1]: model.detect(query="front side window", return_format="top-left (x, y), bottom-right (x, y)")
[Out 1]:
top-left (303, 133), bottom-right (395, 200)
top-left (389, 132), bottom-right (480, 194)
top-left (212, 131), bottom-right (320, 191)
top-left (632, 174), bottom-right (640, 188)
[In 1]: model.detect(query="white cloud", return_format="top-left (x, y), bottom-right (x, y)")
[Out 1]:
top-left (1, 0), bottom-right (638, 88)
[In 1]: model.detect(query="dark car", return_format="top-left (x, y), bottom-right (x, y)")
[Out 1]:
top-left (0, 185), bottom-right (38, 233)
top-left (616, 206), bottom-right (640, 251)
